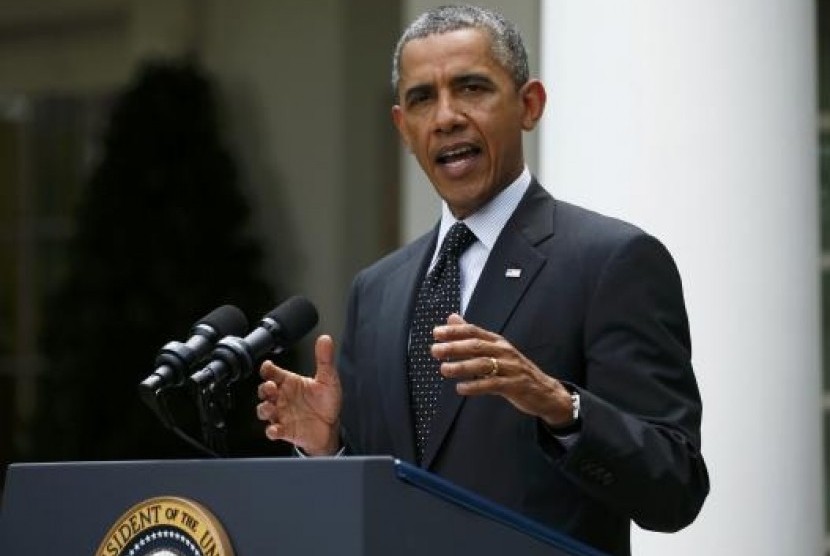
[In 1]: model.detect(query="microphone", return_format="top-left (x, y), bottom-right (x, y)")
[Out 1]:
top-left (190, 295), bottom-right (318, 387)
top-left (139, 304), bottom-right (249, 395)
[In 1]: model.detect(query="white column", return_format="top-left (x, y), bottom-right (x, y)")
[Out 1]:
top-left (540, 1), bottom-right (822, 555)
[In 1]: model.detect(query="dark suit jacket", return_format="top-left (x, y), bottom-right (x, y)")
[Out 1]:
top-left (338, 180), bottom-right (709, 556)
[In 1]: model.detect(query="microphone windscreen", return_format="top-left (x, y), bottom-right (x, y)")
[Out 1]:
top-left (196, 304), bottom-right (249, 337)
top-left (266, 296), bottom-right (319, 343)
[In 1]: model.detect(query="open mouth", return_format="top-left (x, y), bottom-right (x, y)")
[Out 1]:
top-left (436, 144), bottom-right (482, 166)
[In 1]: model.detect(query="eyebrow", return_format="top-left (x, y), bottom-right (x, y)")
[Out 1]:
top-left (401, 72), bottom-right (496, 104)
top-left (451, 73), bottom-right (495, 88)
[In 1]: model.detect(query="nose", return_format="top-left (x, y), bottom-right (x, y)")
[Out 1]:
top-left (433, 92), bottom-right (466, 134)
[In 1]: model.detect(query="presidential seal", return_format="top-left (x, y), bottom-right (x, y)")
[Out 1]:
top-left (96, 496), bottom-right (234, 556)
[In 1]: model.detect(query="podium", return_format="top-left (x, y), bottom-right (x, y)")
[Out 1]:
top-left (0, 456), bottom-right (608, 555)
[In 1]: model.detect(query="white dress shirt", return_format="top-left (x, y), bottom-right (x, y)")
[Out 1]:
top-left (430, 167), bottom-right (531, 314)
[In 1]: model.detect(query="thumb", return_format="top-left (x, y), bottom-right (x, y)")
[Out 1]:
top-left (314, 335), bottom-right (339, 385)
top-left (446, 313), bottom-right (466, 325)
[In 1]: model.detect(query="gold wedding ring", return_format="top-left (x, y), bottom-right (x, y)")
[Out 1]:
top-left (488, 357), bottom-right (499, 377)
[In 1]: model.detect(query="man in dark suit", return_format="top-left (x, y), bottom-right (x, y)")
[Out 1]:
top-left (256, 5), bottom-right (708, 555)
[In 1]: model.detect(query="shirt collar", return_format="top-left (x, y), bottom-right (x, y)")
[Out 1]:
top-left (436, 166), bottom-right (532, 252)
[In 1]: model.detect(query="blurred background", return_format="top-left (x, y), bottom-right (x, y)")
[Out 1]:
top-left (0, 0), bottom-right (407, 467)
top-left (0, 0), bottom-right (828, 554)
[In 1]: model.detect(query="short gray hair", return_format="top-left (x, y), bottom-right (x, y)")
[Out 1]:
top-left (391, 5), bottom-right (529, 98)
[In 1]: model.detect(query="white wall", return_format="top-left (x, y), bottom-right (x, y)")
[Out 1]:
top-left (540, 1), bottom-right (822, 554)
top-left (202, 0), bottom-right (346, 334)
top-left (201, 0), bottom-right (400, 338)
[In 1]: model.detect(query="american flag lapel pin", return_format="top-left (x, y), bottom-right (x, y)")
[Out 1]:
top-left (505, 268), bottom-right (522, 279)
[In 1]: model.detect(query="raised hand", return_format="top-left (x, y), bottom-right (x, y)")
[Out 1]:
top-left (256, 335), bottom-right (343, 456)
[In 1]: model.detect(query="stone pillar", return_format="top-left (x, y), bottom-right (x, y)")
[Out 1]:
top-left (540, 1), bottom-right (822, 554)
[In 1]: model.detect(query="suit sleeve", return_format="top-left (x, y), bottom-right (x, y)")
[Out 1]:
top-left (336, 272), bottom-right (363, 456)
top-left (546, 232), bottom-right (709, 532)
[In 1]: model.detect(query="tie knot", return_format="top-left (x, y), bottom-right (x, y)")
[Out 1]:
top-left (439, 222), bottom-right (476, 260)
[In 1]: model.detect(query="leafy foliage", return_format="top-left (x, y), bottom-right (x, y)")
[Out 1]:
top-left (34, 60), bottom-right (290, 460)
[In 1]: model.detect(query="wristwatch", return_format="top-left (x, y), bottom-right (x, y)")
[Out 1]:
top-left (547, 389), bottom-right (582, 436)
top-left (570, 391), bottom-right (581, 422)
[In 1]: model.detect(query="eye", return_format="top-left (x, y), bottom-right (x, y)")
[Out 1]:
top-left (456, 77), bottom-right (493, 96)
top-left (405, 87), bottom-right (433, 108)
top-left (408, 93), bottom-right (427, 106)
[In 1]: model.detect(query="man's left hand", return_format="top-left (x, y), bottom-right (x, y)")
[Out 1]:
top-left (433, 313), bottom-right (574, 428)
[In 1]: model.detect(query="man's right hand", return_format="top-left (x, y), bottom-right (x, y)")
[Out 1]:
top-left (256, 334), bottom-right (342, 456)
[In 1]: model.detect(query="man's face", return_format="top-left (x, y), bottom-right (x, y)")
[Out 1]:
top-left (392, 28), bottom-right (545, 219)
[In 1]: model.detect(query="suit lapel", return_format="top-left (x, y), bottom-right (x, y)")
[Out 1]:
top-left (421, 181), bottom-right (556, 469)
top-left (376, 230), bottom-right (436, 463)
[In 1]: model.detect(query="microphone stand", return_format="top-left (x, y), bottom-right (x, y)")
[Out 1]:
top-left (140, 382), bottom-right (220, 458)
top-left (189, 335), bottom-right (258, 457)
top-left (192, 361), bottom-right (234, 457)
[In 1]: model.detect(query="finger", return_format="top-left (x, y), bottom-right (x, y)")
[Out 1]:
top-left (260, 360), bottom-right (290, 384)
top-left (257, 380), bottom-right (279, 401)
top-left (455, 376), bottom-right (504, 397)
top-left (313, 335), bottom-right (339, 385)
top-left (432, 337), bottom-right (500, 361)
top-left (433, 319), bottom-right (501, 343)
top-left (446, 313), bottom-right (465, 325)
top-left (256, 400), bottom-right (276, 422)
top-left (264, 422), bottom-right (289, 442)
top-left (440, 356), bottom-right (501, 381)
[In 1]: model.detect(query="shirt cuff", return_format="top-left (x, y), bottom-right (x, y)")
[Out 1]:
top-left (551, 430), bottom-right (580, 449)
top-left (293, 444), bottom-right (346, 458)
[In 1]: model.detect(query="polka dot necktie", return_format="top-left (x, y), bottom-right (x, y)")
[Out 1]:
top-left (407, 222), bottom-right (477, 463)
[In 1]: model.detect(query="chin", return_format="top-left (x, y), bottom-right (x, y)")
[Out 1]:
top-left (433, 178), bottom-right (492, 214)
top-left (447, 196), bottom-right (487, 219)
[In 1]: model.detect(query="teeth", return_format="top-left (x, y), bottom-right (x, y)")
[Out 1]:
top-left (443, 146), bottom-right (473, 158)
top-left (438, 145), bottom-right (477, 163)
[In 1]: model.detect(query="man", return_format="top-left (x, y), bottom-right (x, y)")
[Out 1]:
top-left (257, 5), bottom-right (709, 555)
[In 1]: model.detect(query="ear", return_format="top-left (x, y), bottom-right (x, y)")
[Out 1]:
top-left (391, 105), bottom-right (413, 151)
top-left (518, 79), bottom-right (547, 131)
